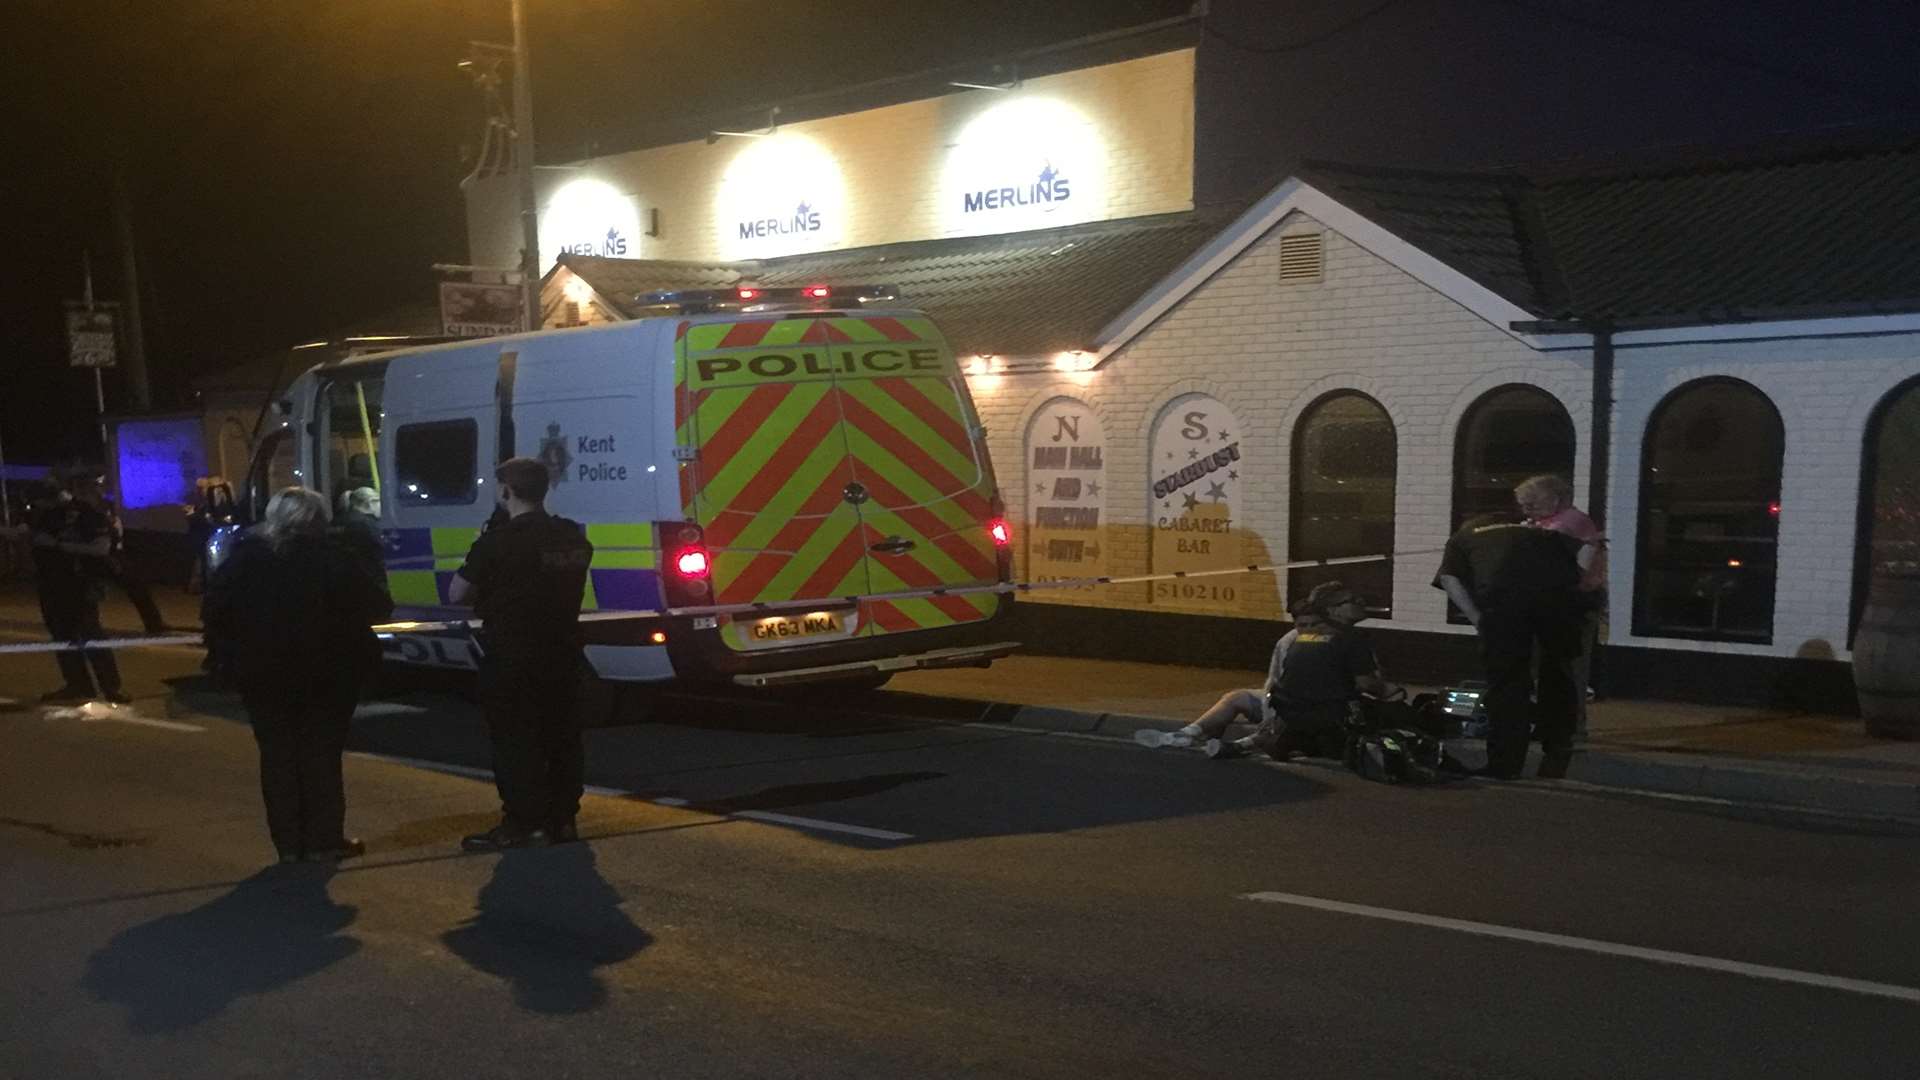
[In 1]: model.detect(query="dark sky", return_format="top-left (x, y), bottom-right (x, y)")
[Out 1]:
top-left (3, 0), bottom-right (1915, 462)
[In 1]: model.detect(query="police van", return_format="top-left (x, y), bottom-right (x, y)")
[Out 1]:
top-left (227, 286), bottom-right (1017, 686)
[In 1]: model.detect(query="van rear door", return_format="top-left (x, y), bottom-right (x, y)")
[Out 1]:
top-left (822, 316), bottom-right (1002, 639)
top-left (679, 316), bottom-right (873, 651)
top-left (677, 313), bottom-right (1002, 652)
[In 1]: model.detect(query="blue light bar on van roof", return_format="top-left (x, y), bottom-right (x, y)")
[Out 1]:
top-left (638, 284), bottom-right (900, 311)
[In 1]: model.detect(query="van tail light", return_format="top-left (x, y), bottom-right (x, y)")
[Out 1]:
top-left (988, 496), bottom-right (1014, 582)
top-left (659, 521), bottom-right (712, 607)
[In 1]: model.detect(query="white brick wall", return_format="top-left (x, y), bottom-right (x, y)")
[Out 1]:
top-left (1607, 339), bottom-right (1920, 660)
top-left (968, 209), bottom-right (1920, 662)
top-left (976, 212), bottom-right (1588, 630)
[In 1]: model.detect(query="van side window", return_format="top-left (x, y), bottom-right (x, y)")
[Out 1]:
top-left (394, 419), bottom-right (479, 505)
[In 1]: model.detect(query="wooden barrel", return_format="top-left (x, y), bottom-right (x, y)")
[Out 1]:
top-left (1853, 572), bottom-right (1920, 739)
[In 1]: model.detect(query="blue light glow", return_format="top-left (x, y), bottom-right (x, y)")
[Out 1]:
top-left (117, 419), bottom-right (208, 509)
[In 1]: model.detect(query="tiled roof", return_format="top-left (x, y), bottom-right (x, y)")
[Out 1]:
top-left (1303, 140), bottom-right (1920, 326)
top-left (560, 210), bottom-right (1224, 357)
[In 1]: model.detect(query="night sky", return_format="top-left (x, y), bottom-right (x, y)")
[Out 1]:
top-left (3, 0), bottom-right (1915, 463)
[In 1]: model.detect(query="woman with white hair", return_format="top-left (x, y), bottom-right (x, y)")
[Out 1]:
top-left (1514, 474), bottom-right (1606, 733)
top-left (203, 486), bottom-right (392, 864)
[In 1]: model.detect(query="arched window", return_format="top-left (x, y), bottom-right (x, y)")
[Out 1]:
top-left (1450, 386), bottom-right (1575, 622)
top-left (1291, 391), bottom-right (1396, 616)
top-left (1634, 378), bottom-right (1783, 643)
top-left (1852, 375), bottom-right (1920, 642)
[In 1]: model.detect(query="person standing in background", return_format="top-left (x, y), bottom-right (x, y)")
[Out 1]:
top-left (1515, 474), bottom-right (1607, 735)
top-left (33, 475), bottom-right (127, 704)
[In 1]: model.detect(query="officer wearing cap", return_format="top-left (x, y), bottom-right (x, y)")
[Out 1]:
top-left (1433, 511), bottom-right (1592, 779)
top-left (448, 457), bottom-right (594, 851)
top-left (1154, 580), bottom-right (1394, 761)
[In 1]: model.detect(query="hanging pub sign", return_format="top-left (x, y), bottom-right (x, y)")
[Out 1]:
top-left (1025, 399), bottom-right (1107, 590)
top-left (439, 281), bottom-right (526, 338)
top-left (1149, 394), bottom-right (1243, 613)
top-left (65, 302), bottom-right (119, 368)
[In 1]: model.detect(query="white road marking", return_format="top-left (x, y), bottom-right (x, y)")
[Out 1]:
top-left (41, 702), bottom-right (204, 732)
top-left (350, 752), bottom-right (913, 840)
top-left (352, 702), bottom-right (432, 719)
top-left (730, 810), bottom-right (912, 841)
top-left (1240, 890), bottom-right (1920, 1005)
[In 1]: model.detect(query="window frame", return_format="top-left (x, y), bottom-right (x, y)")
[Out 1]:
top-left (1448, 384), bottom-right (1576, 623)
top-left (1850, 373), bottom-right (1920, 646)
top-left (393, 417), bottom-right (482, 507)
top-left (314, 366), bottom-right (388, 511)
top-left (1289, 389), bottom-right (1397, 617)
top-left (1632, 376), bottom-right (1784, 644)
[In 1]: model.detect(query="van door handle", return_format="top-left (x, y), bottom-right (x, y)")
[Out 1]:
top-left (870, 536), bottom-right (916, 555)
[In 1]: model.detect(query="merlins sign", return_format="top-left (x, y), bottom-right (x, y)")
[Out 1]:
top-left (964, 164), bottom-right (1071, 214)
top-left (738, 201), bottom-right (823, 240)
top-left (558, 226), bottom-right (629, 259)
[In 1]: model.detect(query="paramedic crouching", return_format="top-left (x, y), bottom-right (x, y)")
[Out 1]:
top-left (448, 458), bottom-right (595, 851)
top-left (1140, 581), bottom-right (1397, 760)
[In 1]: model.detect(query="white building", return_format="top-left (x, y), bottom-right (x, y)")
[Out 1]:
top-left (465, 41), bottom-right (1920, 710)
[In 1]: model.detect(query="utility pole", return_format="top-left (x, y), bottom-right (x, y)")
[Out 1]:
top-left (511, 0), bottom-right (542, 333)
top-left (110, 169), bottom-right (152, 412)
top-left (84, 252), bottom-right (107, 448)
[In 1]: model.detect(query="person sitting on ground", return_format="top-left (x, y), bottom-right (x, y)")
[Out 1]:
top-left (1137, 581), bottom-right (1397, 760)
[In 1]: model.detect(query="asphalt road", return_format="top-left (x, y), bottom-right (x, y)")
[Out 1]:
top-left (4, 640), bottom-right (1918, 1079)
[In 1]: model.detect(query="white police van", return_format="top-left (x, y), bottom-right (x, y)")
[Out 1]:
top-left (226, 286), bottom-right (1016, 686)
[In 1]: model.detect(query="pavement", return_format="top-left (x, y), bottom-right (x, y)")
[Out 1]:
top-left (4, 578), bottom-right (1917, 825)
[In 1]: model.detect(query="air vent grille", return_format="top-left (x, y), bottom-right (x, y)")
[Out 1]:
top-left (1278, 232), bottom-right (1325, 284)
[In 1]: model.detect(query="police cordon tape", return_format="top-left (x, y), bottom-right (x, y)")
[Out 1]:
top-left (0, 548), bottom-right (1443, 654)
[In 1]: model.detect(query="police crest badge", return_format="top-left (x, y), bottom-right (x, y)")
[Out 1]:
top-left (538, 422), bottom-right (571, 485)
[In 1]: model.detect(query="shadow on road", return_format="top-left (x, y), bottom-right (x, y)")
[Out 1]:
top-left (82, 865), bottom-right (359, 1033)
top-left (441, 844), bottom-right (652, 1014)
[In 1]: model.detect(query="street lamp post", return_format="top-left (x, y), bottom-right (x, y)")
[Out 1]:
top-left (511, 0), bottom-right (541, 333)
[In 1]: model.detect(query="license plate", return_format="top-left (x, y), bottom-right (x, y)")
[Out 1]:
top-left (743, 609), bottom-right (853, 647)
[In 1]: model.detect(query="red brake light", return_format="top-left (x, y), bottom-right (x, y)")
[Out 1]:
top-left (1768, 501), bottom-right (1781, 516)
top-left (737, 287), bottom-right (761, 301)
top-left (675, 549), bottom-right (710, 577)
top-left (988, 518), bottom-right (1011, 547)
top-left (803, 284), bottom-right (831, 299)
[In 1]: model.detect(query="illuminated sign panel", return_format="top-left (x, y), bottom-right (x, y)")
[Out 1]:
top-left (941, 97), bottom-right (1107, 237)
top-left (715, 134), bottom-right (846, 258)
top-left (539, 179), bottom-right (642, 270)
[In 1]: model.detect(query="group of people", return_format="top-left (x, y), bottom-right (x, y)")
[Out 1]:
top-left (1143, 473), bottom-right (1604, 781)
top-left (200, 457), bottom-right (594, 864)
top-left (24, 469), bottom-right (166, 704)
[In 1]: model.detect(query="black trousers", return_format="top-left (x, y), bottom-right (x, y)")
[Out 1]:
top-left (243, 681), bottom-right (357, 857)
top-left (38, 578), bottom-right (121, 695)
top-left (1479, 600), bottom-right (1584, 774)
top-left (479, 651), bottom-right (585, 833)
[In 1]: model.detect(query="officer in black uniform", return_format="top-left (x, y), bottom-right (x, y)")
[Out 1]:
top-left (30, 476), bottom-right (127, 703)
top-left (1207, 580), bottom-right (1396, 760)
top-left (449, 457), bottom-right (594, 851)
top-left (1433, 511), bottom-right (1590, 779)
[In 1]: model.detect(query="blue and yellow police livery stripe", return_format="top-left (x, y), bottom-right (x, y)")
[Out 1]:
top-left (382, 523), bottom-right (661, 614)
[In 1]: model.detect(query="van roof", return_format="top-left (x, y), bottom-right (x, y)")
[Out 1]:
top-left (317, 307), bottom-right (939, 373)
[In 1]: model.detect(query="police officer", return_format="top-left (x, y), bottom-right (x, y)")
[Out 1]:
top-left (1205, 581), bottom-right (1397, 760)
top-left (448, 457), bottom-right (594, 851)
top-left (30, 475), bottom-right (126, 703)
top-left (1433, 511), bottom-right (1593, 779)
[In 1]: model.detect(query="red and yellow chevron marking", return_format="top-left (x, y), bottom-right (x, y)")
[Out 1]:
top-left (677, 314), bottom-right (1000, 645)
